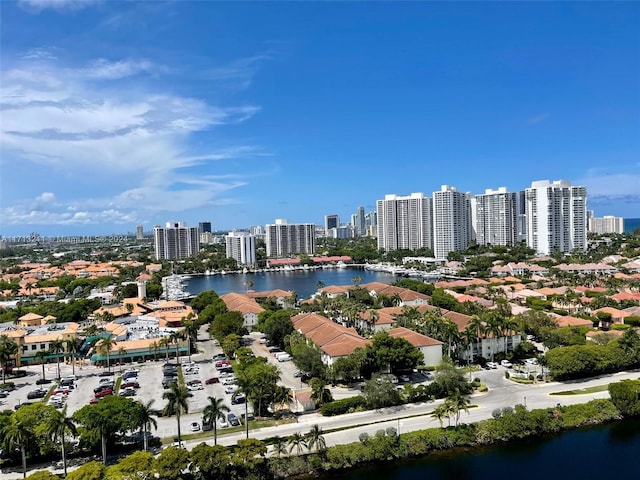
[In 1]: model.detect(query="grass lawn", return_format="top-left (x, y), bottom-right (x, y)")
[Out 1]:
top-left (550, 384), bottom-right (609, 396)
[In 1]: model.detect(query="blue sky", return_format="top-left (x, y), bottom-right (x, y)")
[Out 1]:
top-left (1, 0), bottom-right (639, 237)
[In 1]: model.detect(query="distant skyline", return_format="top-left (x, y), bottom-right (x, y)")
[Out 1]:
top-left (1, 1), bottom-right (639, 237)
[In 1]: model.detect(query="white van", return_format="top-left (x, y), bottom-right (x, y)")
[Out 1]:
top-left (277, 354), bottom-right (292, 362)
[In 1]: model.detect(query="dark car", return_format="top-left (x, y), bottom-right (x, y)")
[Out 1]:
top-left (162, 379), bottom-right (178, 389)
top-left (231, 394), bottom-right (245, 405)
top-left (205, 377), bottom-right (220, 384)
top-left (227, 413), bottom-right (240, 427)
top-left (0, 391), bottom-right (8, 398)
top-left (121, 381), bottom-right (140, 389)
top-left (36, 378), bottom-right (52, 385)
top-left (94, 384), bottom-right (113, 394)
top-left (14, 402), bottom-right (33, 410)
top-left (98, 370), bottom-right (114, 377)
top-left (27, 389), bottom-right (47, 399)
top-left (240, 412), bottom-right (255, 424)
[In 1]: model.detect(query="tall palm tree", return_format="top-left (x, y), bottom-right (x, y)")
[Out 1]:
top-left (447, 389), bottom-right (471, 427)
top-left (134, 400), bottom-right (158, 452)
top-left (117, 347), bottom-right (127, 372)
top-left (163, 382), bottom-right (192, 445)
top-left (35, 349), bottom-right (49, 382)
top-left (159, 337), bottom-right (170, 361)
top-left (96, 335), bottom-right (117, 371)
top-left (305, 424), bottom-right (326, 454)
top-left (46, 405), bottom-right (77, 477)
top-left (182, 319), bottom-right (200, 363)
top-left (202, 396), bottom-right (229, 445)
top-left (431, 403), bottom-right (449, 428)
top-left (309, 378), bottom-right (332, 407)
top-left (65, 336), bottom-right (80, 376)
top-left (169, 330), bottom-right (185, 364)
top-left (150, 340), bottom-right (160, 361)
top-left (2, 418), bottom-right (31, 478)
top-left (0, 335), bottom-right (19, 384)
top-left (287, 431), bottom-right (308, 456)
top-left (50, 338), bottom-right (65, 380)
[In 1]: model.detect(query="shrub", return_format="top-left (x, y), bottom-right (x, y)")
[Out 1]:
top-left (320, 396), bottom-right (366, 416)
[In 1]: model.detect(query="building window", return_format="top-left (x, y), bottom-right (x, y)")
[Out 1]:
top-left (41, 344), bottom-right (46, 350)
top-left (31, 345), bottom-right (37, 351)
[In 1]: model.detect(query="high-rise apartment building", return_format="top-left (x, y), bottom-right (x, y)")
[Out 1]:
top-left (225, 231), bottom-right (257, 266)
top-left (376, 193), bottom-right (433, 252)
top-left (365, 211), bottom-right (377, 237)
top-left (589, 216), bottom-right (624, 235)
top-left (324, 215), bottom-right (339, 236)
top-left (265, 219), bottom-right (316, 257)
top-left (153, 222), bottom-right (200, 260)
top-left (136, 224), bottom-right (144, 240)
top-left (353, 206), bottom-right (366, 237)
top-left (198, 222), bottom-right (212, 233)
top-left (524, 180), bottom-right (587, 255)
top-left (475, 187), bottom-right (518, 246)
top-left (432, 185), bottom-right (472, 260)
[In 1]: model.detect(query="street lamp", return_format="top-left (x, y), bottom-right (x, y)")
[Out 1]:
top-left (524, 396), bottom-right (527, 408)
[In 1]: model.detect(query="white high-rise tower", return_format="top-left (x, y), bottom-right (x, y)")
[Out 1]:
top-left (432, 185), bottom-right (472, 260)
top-left (525, 180), bottom-right (587, 255)
top-left (475, 187), bottom-right (518, 246)
top-left (376, 193), bottom-right (433, 252)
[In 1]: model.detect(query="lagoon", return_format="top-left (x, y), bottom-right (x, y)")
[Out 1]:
top-left (329, 418), bottom-right (640, 480)
top-left (186, 267), bottom-right (399, 300)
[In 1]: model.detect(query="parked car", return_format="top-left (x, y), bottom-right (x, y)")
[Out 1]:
top-left (293, 371), bottom-right (303, 378)
top-left (240, 412), bottom-right (255, 424)
top-left (89, 398), bottom-right (101, 405)
top-left (0, 391), bottom-right (8, 398)
top-left (500, 360), bottom-right (513, 368)
top-left (486, 362), bottom-right (498, 369)
top-left (227, 413), bottom-right (240, 427)
top-left (399, 374), bottom-right (411, 382)
top-left (119, 388), bottom-right (136, 397)
top-left (51, 389), bottom-right (70, 396)
top-left (98, 370), bottom-right (114, 377)
top-left (121, 381), bottom-right (140, 389)
top-left (218, 417), bottom-right (229, 428)
top-left (205, 377), bottom-right (219, 384)
top-left (190, 421), bottom-right (201, 432)
top-left (222, 377), bottom-right (237, 385)
top-left (185, 369), bottom-right (200, 375)
top-left (231, 394), bottom-right (246, 405)
top-left (35, 378), bottom-right (52, 385)
top-left (277, 354), bottom-right (292, 362)
top-left (187, 383), bottom-right (204, 391)
top-left (27, 389), bottom-right (47, 399)
top-left (99, 377), bottom-right (114, 385)
top-left (224, 385), bottom-right (238, 394)
top-left (215, 361), bottom-right (231, 369)
top-left (94, 385), bottom-right (113, 394)
top-left (259, 337), bottom-right (268, 344)
top-left (94, 389), bottom-right (113, 398)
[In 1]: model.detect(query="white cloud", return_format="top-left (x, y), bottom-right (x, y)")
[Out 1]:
top-left (575, 172), bottom-right (640, 198)
top-left (18, 0), bottom-right (101, 14)
top-left (22, 47), bottom-right (58, 60)
top-left (1, 55), bottom-right (264, 228)
top-left (529, 113), bottom-right (549, 124)
top-left (36, 192), bottom-right (56, 202)
top-left (84, 58), bottom-right (160, 80)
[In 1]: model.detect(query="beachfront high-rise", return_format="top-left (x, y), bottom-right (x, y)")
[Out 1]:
top-left (432, 185), bottom-right (472, 260)
top-left (153, 222), bottom-right (200, 260)
top-left (524, 180), bottom-right (587, 255)
top-left (475, 187), bottom-right (518, 246)
top-left (376, 193), bottom-right (433, 252)
top-left (225, 231), bottom-right (257, 267)
top-left (265, 219), bottom-right (316, 257)
top-left (588, 215), bottom-right (624, 235)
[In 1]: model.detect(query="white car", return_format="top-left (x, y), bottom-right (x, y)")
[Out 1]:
top-left (185, 369), bottom-right (200, 375)
top-left (218, 417), bottom-right (228, 428)
top-left (500, 360), bottom-right (513, 368)
top-left (222, 377), bottom-right (237, 385)
top-left (224, 385), bottom-right (238, 394)
top-left (190, 421), bottom-right (200, 432)
top-left (187, 383), bottom-right (204, 391)
top-left (486, 362), bottom-right (498, 369)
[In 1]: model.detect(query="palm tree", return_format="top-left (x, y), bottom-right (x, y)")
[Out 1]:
top-left (316, 280), bottom-right (325, 292)
top-left (150, 340), bottom-right (160, 361)
top-left (0, 335), bottom-right (19, 384)
top-left (134, 400), bottom-right (158, 452)
top-left (159, 337), bottom-right (170, 361)
top-left (272, 436), bottom-right (287, 458)
top-left (305, 424), bottom-right (326, 454)
top-left (2, 418), bottom-right (31, 478)
top-left (447, 389), bottom-right (471, 427)
top-left (50, 338), bottom-right (65, 380)
top-left (46, 405), bottom-right (77, 477)
top-left (117, 347), bottom-right (127, 372)
top-left (431, 403), bottom-right (449, 428)
top-left (163, 382), bottom-right (192, 445)
top-left (309, 378), bottom-right (332, 407)
top-left (169, 330), bottom-right (185, 364)
top-left (96, 335), bottom-right (117, 371)
top-left (202, 396), bottom-right (229, 445)
top-left (287, 431), bottom-right (308, 456)
top-left (35, 349), bottom-right (49, 382)
top-left (65, 336), bottom-right (80, 376)
top-left (182, 319), bottom-right (200, 363)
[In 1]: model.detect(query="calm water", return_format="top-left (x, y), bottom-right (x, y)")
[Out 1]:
top-left (329, 418), bottom-right (640, 480)
top-left (625, 218), bottom-right (640, 233)
top-left (186, 267), bottom-right (399, 300)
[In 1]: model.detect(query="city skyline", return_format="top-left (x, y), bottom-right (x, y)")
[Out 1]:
top-left (1, 1), bottom-right (639, 237)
